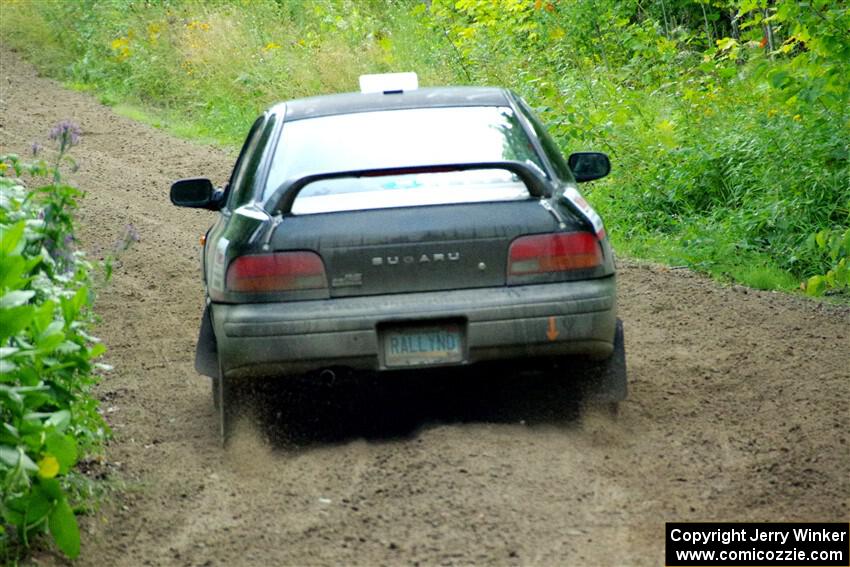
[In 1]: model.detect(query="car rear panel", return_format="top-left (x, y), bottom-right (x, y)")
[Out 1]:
top-left (268, 200), bottom-right (582, 297)
top-left (212, 275), bottom-right (617, 378)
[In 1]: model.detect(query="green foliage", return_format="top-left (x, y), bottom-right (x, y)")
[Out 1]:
top-left (0, 0), bottom-right (459, 145)
top-left (805, 227), bottom-right (850, 296)
top-left (0, 135), bottom-right (109, 560)
top-left (428, 0), bottom-right (849, 292)
top-left (1, 0), bottom-right (847, 296)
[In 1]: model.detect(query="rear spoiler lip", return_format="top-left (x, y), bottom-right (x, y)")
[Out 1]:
top-left (266, 160), bottom-right (552, 215)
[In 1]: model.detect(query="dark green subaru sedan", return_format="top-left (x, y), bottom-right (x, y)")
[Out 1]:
top-left (171, 73), bottom-right (626, 440)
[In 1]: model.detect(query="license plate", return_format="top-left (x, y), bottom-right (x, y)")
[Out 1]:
top-left (382, 324), bottom-right (464, 368)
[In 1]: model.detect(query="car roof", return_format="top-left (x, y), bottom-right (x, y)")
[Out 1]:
top-left (274, 87), bottom-right (512, 121)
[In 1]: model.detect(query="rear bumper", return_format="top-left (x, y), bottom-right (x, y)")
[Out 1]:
top-left (212, 276), bottom-right (617, 379)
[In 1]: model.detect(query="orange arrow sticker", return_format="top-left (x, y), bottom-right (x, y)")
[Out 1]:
top-left (546, 316), bottom-right (559, 341)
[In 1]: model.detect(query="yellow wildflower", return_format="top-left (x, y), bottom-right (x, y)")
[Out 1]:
top-left (38, 455), bottom-right (60, 479)
top-left (147, 22), bottom-right (162, 43)
top-left (110, 36), bottom-right (131, 61)
top-left (187, 20), bottom-right (211, 31)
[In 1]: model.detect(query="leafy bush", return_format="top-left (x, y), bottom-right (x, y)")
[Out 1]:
top-left (0, 127), bottom-right (110, 560)
top-left (428, 0), bottom-right (848, 290)
top-left (805, 227), bottom-right (850, 297)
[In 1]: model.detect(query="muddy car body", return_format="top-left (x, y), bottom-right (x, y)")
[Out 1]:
top-left (171, 78), bottom-right (626, 437)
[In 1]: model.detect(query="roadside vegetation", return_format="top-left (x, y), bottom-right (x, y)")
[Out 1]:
top-left (1, 0), bottom-right (846, 297)
top-left (0, 125), bottom-right (115, 561)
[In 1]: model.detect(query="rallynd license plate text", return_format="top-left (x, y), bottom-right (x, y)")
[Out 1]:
top-left (383, 325), bottom-right (463, 367)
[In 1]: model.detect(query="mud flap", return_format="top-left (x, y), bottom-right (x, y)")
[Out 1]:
top-left (578, 318), bottom-right (627, 402)
top-left (195, 304), bottom-right (220, 379)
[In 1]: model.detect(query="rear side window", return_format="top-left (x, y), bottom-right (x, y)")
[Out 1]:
top-left (515, 98), bottom-right (575, 183)
top-left (227, 114), bottom-right (277, 209)
top-left (226, 117), bottom-right (264, 209)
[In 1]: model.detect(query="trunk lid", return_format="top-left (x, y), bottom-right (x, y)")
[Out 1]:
top-left (269, 201), bottom-right (580, 297)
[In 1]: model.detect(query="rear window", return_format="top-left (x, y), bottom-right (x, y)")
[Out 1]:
top-left (263, 106), bottom-right (545, 211)
top-left (290, 169), bottom-right (530, 214)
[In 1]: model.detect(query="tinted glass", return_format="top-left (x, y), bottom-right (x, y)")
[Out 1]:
top-left (226, 116), bottom-right (265, 209)
top-left (263, 106), bottom-right (544, 200)
top-left (291, 169), bottom-right (530, 215)
top-left (228, 115), bottom-right (278, 209)
top-left (515, 98), bottom-right (575, 183)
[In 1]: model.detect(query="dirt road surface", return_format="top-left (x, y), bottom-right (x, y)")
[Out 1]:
top-left (1, 45), bottom-right (848, 567)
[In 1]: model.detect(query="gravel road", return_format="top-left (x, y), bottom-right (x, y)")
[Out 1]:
top-left (1, 45), bottom-right (848, 567)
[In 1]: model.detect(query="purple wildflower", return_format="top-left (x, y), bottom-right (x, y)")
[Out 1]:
top-left (31, 141), bottom-right (43, 157)
top-left (49, 120), bottom-right (82, 151)
top-left (57, 248), bottom-right (75, 273)
top-left (126, 223), bottom-right (140, 244)
top-left (115, 223), bottom-right (140, 252)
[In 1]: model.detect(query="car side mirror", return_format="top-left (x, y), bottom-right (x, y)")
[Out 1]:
top-left (568, 152), bottom-right (611, 183)
top-left (170, 178), bottom-right (221, 210)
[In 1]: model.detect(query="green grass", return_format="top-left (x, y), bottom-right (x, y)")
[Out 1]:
top-left (110, 103), bottom-right (237, 147)
top-left (731, 264), bottom-right (799, 291)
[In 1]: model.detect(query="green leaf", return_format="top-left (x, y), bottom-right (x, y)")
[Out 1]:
top-left (0, 346), bottom-right (19, 358)
top-left (716, 37), bottom-right (737, 51)
top-left (60, 286), bottom-right (89, 327)
top-left (45, 409), bottom-right (71, 432)
top-left (48, 497), bottom-right (81, 559)
top-left (1, 507), bottom-right (24, 529)
top-left (35, 331), bottom-right (66, 354)
top-left (805, 275), bottom-right (826, 296)
top-left (0, 305), bottom-right (34, 342)
top-left (0, 221), bottom-right (25, 255)
top-left (0, 290), bottom-right (35, 308)
top-left (89, 342), bottom-right (106, 358)
top-left (0, 445), bottom-right (39, 472)
top-left (0, 359), bottom-right (16, 374)
top-left (2, 422), bottom-right (20, 440)
top-left (46, 431), bottom-right (77, 473)
top-left (0, 255), bottom-right (28, 290)
top-left (56, 340), bottom-right (81, 354)
top-left (38, 478), bottom-right (63, 501)
top-left (768, 70), bottom-right (791, 89)
top-left (25, 487), bottom-right (53, 528)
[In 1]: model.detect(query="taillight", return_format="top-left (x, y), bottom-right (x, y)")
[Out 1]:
top-left (508, 232), bottom-right (602, 279)
top-left (226, 252), bottom-right (327, 293)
